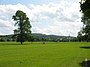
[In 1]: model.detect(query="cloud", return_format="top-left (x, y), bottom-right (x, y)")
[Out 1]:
top-left (0, 0), bottom-right (83, 36)
top-left (29, 1), bottom-right (83, 36)
top-left (0, 4), bottom-right (31, 35)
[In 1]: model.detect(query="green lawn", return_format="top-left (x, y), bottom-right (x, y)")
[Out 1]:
top-left (0, 42), bottom-right (90, 67)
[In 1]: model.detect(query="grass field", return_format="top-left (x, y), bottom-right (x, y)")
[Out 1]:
top-left (0, 42), bottom-right (90, 67)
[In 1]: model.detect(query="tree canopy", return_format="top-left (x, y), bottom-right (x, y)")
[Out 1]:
top-left (78, 0), bottom-right (90, 41)
top-left (12, 10), bottom-right (31, 44)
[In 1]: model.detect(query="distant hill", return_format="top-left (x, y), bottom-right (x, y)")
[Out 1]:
top-left (0, 33), bottom-right (77, 42)
top-left (32, 33), bottom-right (76, 42)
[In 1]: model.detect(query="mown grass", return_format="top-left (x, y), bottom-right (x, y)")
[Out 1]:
top-left (0, 42), bottom-right (90, 67)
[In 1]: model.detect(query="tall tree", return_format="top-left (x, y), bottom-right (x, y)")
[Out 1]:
top-left (12, 10), bottom-right (31, 44)
top-left (78, 0), bottom-right (90, 41)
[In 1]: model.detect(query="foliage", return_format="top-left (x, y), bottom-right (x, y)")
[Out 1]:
top-left (0, 34), bottom-right (77, 42)
top-left (12, 10), bottom-right (31, 44)
top-left (0, 38), bottom-right (5, 42)
top-left (78, 0), bottom-right (90, 41)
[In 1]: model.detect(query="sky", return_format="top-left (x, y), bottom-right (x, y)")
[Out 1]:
top-left (0, 0), bottom-right (83, 37)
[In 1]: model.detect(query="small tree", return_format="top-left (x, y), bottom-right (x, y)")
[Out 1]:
top-left (12, 10), bottom-right (31, 44)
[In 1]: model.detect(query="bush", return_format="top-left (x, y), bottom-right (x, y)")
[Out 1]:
top-left (0, 38), bottom-right (5, 42)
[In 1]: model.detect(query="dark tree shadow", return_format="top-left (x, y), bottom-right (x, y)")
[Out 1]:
top-left (79, 60), bottom-right (90, 67)
top-left (80, 46), bottom-right (90, 49)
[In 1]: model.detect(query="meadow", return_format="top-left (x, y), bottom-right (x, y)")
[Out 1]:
top-left (0, 42), bottom-right (90, 67)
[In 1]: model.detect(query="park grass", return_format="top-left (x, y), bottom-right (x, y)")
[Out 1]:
top-left (0, 42), bottom-right (90, 67)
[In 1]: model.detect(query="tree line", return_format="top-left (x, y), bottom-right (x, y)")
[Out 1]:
top-left (0, 34), bottom-right (77, 42)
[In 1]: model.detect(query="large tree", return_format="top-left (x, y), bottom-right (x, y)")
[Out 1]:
top-left (12, 10), bottom-right (31, 44)
top-left (78, 0), bottom-right (90, 41)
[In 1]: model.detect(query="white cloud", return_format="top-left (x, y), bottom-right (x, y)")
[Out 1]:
top-left (0, 0), bottom-right (83, 36)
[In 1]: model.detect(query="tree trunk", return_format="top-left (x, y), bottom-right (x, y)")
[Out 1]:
top-left (21, 41), bottom-right (23, 44)
top-left (20, 33), bottom-right (23, 44)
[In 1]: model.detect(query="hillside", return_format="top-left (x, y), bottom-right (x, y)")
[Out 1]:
top-left (0, 33), bottom-right (77, 42)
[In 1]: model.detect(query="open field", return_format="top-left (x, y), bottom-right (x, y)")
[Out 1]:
top-left (0, 42), bottom-right (90, 67)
